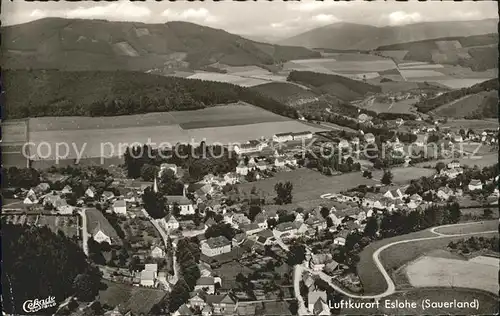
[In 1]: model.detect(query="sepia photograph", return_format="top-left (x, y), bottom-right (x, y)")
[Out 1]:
top-left (1, 0), bottom-right (499, 315)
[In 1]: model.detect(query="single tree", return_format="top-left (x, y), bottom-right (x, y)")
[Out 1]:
top-left (381, 170), bottom-right (393, 185)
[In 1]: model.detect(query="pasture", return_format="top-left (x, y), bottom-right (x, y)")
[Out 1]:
top-left (429, 78), bottom-right (495, 89)
top-left (432, 220), bottom-right (498, 235)
top-left (414, 153), bottom-right (498, 169)
top-left (339, 288), bottom-right (499, 315)
top-left (360, 97), bottom-right (419, 114)
top-left (99, 280), bottom-right (167, 314)
top-left (187, 72), bottom-right (269, 87)
top-left (372, 167), bottom-right (435, 185)
top-left (6, 104), bottom-right (326, 161)
top-left (2, 120), bottom-right (27, 143)
top-left (406, 255), bottom-right (499, 294)
top-left (357, 226), bottom-right (497, 295)
top-left (431, 91), bottom-right (497, 118)
top-left (442, 119), bottom-right (499, 130)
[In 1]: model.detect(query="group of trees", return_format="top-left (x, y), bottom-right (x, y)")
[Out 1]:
top-left (166, 238), bottom-right (201, 313)
top-left (5, 70), bottom-right (299, 120)
top-left (448, 236), bottom-right (499, 254)
top-left (123, 143), bottom-right (238, 183)
top-left (274, 181), bottom-right (294, 205)
top-left (4, 167), bottom-right (40, 189)
top-left (2, 222), bottom-right (102, 314)
top-left (414, 78), bottom-right (498, 113)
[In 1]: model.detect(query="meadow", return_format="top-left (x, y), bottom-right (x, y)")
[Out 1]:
top-left (432, 220), bottom-right (498, 235)
top-left (99, 280), bottom-right (167, 315)
top-left (358, 228), bottom-right (497, 295)
top-left (4, 104), bottom-right (326, 161)
top-left (442, 118), bottom-right (499, 130)
top-left (187, 72), bottom-right (269, 87)
top-left (406, 255), bottom-right (499, 294)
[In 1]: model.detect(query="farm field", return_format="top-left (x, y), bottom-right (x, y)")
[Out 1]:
top-left (2, 120), bottom-right (28, 143)
top-left (433, 220), bottom-right (498, 235)
top-left (442, 119), bottom-right (499, 130)
top-left (406, 255), bottom-right (499, 294)
top-left (359, 97), bottom-right (419, 114)
top-left (284, 55), bottom-right (397, 75)
top-left (99, 280), bottom-right (166, 315)
top-left (187, 72), bottom-right (269, 87)
top-left (4, 104), bottom-right (326, 161)
top-left (414, 153), bottom-right (498, 169)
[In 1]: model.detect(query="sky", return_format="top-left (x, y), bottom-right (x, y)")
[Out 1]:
top-left (2, 0), bottom-right (498, 40)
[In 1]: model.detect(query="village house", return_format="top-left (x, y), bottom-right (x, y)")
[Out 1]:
top-left (85, 186), bottom-right (96, 198)
top-left (453, 134), bottom-right (463, 143)
top-left (273, 132), bottom-right (293, 143)
top-left (255, 229), bottom-right (275, 246)
top-left (224, 172), bottom-right (239, 185)
top-left (274, 158), bottom-right (286, 168)
top-left (195, 277), bottom-right (216, 294)
top-left (189, 291), bottom-right (208, 309)
top-left (140, 264), bottom-right (158, 287)
top-left (101, 191), bottom-right (115, 202)
top-left (201, 236), bottom-right (232, 257)
top-left (173, 304), bottom-right (193, 316)
top-left (305, 215), bottom-right (327, 231)
top-left (441, 168), bottom-right (464, 179)
top-left (113, 200), bottom-right (127, 215)
top-left (254, 213), bottom-right (269, 229)
top-left (383, 188), bottom-right (404, 201)
top-left (233, 142), bottom-right (264, 155)
top-left (308, 289), bottom-right (329, 316)
top-left (166, 196), bottom-right (195, 215)
top-left (437, 187), bottom-right (454, 201)
top-left (232, 213), bottom-right (251, 226)
top-left (468, 179), bottom-right (483, 191)
top-left (274, 221), bottom-right (307, 238)
top-left (338, 139), bottom-right (350, 150)
top-left (309, 253), bottom-right (333, 272)
top-left (151, 246), bottom-right (164, 258)
top-left (162, 214), bottom-right (180, 230)
top-left (395, 118), bottom-right (404, 126)
top-left (351, 137), bottom-right (360, 146)
top-left (292, 131), bottom-right (313, 141)
top-left (414, 134), bottom-right (428, 146)
top-left (358, 113), bottom-right (368, 124)
top-left (447, 161), bottom-right (461, 169)
top-left (235, 161), bottom-right (249, 176)
top-left (201, 305), bottom-right (213, 316)
top-left (93, 225), bottom-right (112, 244)
top-left (364, 133), bottom-right (375, 144)
top-left (240, 223), bottom-right (263, 236)
top-left (61, 185), bottom-right (72, 195)
top-left (210, 293), bottom-right (238, 315)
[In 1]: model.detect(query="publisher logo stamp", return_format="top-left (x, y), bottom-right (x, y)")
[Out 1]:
top-left (22, 296), bottom-right (57, 313)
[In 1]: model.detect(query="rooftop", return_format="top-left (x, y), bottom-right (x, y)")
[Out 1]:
top-left (205, 236), bottom-right (231, 248)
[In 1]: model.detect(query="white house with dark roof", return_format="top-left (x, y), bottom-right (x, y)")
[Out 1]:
top-left (166, 195), bottom-right (195, 215)
top-left (364, 133), bottom-right (375, 144)
top-left (291, 131), bottom-right (313, 141)
top-left (414, 134), bottom-right (428, 147)
top-left (113, 200), bottom-right (127, 215)
top-left (151, 246), bottom-right (164, 258)
top-left (236, 161), bottom-right (249, 176)
top-left (468, 179), bottom-right (483, 191)
top-left (383, 188), bottom-right (404, 201)
top-left (201, 236), bottom-right (232, 257)
top-left (273, 132), bottom-right (293, 143)
top-left (140, 264), bottom-right (158, 287)
top-left (195, 277), bottom-right (216, 294)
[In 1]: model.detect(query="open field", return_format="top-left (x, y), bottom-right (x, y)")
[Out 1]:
top-left (99, 280), bottom-right (166, 314)
top-left (2, 120), bottom-right (27, 143)
top-left (441, 119), bottom-right (499, 130)
top-left (433, 220), bottom-right (498, 235)
top-left (431, 91), bottom-right (497, 118)
top-left (339, 288), bottom-right (499, 315)
top-left (27, 103), bottom-right (291, 132)
top-left (187, 72), bottom-right (269, 87)
top-left (284, 56), bottom-right (397, 75)
top-left (357, 224), bottom-right (497, 295)
top-left (3, 104), bottom-right (326, 162)
top-left (429, 77), bottom-right (495, 89)
top-left (238, 168), bottom-right (378, 203)
top-left (359, 97), bottom-right (419, 114)
top-left (406, 255), bottom-right (499, 294)
top-left (414, 153), bottom-right (498, 169)
top-left (372, 167), bottom-right (435, 185)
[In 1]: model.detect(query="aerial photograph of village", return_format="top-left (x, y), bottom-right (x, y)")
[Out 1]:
top-left (1, 0), bottom-right (499, 315)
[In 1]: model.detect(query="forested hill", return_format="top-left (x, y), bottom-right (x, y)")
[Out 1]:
top-left (3, 70), bottom-right (298, 119)
top-left (287, 70), bottom-right (381, 101)
top-left (2, 18), bottom-right (320, 71)
top-left (414, 78), bottom-right (499, 118)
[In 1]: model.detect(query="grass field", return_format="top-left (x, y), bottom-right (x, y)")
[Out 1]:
top-left (2, 120), bottom-right (27, 143)
top-left (187, 72), bottom-right (269, 87)
top-left (2, 214), bottom-right (79, 238)
top-left (357, 222), bottom-right (497, 295)
top-left (406, 255), bottom-right (499, 294)
top-left (442, 119), bottom-right (499, 130)
top-left (238, 168), bottom-right (378, 203)
top-left (433, 220), bottom-right (498, 235)
top-left (372, 167), bottom-right (435, 185)
top-left (414, 153), bottom-right (498, 169)
top-left (284, 56), bottom-right (397, 75)
top-left (5, 104), bottom-right (326, 162)
top-left (340, 288), bottom-right (499, 315)
top-left (431, 91), bottom-right (497, 118)
top-left (360, 97), bottom-right (419, 114)
top-left (99, 280), bottom-right (166, 314)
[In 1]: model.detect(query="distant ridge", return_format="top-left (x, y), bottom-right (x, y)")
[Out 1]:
top-left (279, 19), bottom-right (499, 50)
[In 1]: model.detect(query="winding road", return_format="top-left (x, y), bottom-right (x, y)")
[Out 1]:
top-left (294, 221), bottom-right (498, 303)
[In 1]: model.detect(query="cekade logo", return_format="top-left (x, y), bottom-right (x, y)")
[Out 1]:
top-left (22, 296), bottom-right (57, 313)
